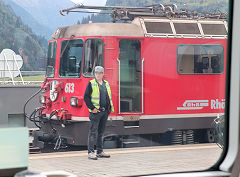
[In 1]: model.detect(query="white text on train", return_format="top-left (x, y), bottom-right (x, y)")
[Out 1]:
top-left (211, 99), bottom-right (225, 109)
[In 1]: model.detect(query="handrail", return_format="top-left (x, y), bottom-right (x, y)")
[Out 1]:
top-left (117, 58), bottom-right (120, 114)
top-left (142, 58), bottom-right (144, 113)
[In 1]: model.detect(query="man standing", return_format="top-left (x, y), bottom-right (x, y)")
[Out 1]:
top-left (84, 66), bottom-right (114, 160)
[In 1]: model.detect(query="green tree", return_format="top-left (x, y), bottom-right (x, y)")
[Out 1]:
top-left (0, 0), bottom-right (48, 71)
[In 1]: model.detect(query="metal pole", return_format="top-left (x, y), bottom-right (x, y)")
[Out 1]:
top-left (3, 54), bottom-right (5, 83)
top-left (13, 55), bottom-right (24, 84)
top-left (3, 53), bottom-right (15, 85)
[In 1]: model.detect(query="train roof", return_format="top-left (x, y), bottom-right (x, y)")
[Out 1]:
top-left (51, 17), bottom-right (228, 40)
top-left (52, 22), bottom-right (144, 39)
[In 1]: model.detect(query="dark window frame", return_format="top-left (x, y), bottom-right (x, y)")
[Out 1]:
top-left (58, 38), bottom-right (84, 78)
top-left (46, 41), bottom-right (57, 78)
top-left (201, 23), bottom-right (227, 35)
top-left (173, 22), bottom-right (201, 35)
top-left (145, 22), bottom-right (173, 34)
top-left (177, 44), bottom-right (225, 75)
top-left (82, 38), bottom-right (104, 78)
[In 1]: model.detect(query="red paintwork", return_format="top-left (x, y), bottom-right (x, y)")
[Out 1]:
top-left (41, 36), bottom-right (227, 119)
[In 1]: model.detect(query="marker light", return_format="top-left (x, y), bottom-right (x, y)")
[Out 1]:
top-left (39, 95), bottom-right (46, 104)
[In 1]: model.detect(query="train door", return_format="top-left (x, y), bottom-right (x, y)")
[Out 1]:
top-left (58, 39), bottom-right (84, 110)
top-left (118, 39), bottom-right (143, 113)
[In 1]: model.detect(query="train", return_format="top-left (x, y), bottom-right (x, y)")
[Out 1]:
top-left (30, 4), bottom-right (227, 150)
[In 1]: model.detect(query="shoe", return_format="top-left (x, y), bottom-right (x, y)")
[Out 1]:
top-left (88, 152), bottom-right (98, 160)
top-left (96, 152), bottom-right (110, 158)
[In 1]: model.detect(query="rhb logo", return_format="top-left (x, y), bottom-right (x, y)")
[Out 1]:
top-left (177, 99), bottom-right (225, 110)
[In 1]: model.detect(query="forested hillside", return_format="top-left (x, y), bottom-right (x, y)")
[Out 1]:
top-left (0, 0), bottom-right (47, 70)
top-left (3, 0), bottom-right (52, 38)
top-left (106, 0), bottom-right (228, 11)
top-left (79, 0), bottom-right (228, 24)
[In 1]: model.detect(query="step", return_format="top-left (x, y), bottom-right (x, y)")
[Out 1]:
top-left (123, 141), bottom-right (140, 145)
top-left (124, 125), bottom-right (140, 129)
top-left (29, 146), bottom-right (41, 154)
top-left (122, 138), bottom-right (140, 145)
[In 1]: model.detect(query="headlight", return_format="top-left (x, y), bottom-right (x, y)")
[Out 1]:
top-left (70, 97), bottom-right (83, 107)
top-left (70, 97), bottom-right (78, 107)
top-left (39, 95), bottom-right (46, 104)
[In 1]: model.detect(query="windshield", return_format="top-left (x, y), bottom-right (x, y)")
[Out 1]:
top-left (59, 39), bottom-right (83, 77)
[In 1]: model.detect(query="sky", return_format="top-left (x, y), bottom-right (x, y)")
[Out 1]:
top-left (70, 0), bottom-right (107, 6)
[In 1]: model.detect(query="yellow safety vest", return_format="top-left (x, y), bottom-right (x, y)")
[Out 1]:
top-left (89, 79), bottom-right (114, 113)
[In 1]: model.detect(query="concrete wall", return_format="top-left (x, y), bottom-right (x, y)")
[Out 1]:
top-left (0, 86), bottom-right (41, 128)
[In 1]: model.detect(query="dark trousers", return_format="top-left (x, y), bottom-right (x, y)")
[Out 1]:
top-left (88, 111), bottom-right (109, 154)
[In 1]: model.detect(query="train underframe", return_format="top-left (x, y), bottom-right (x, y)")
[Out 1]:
top-left (33, 116), bottom-right (216, 151)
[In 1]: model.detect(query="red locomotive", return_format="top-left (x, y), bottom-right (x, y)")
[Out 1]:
top-left (31, 4), bottom-right (227, 149)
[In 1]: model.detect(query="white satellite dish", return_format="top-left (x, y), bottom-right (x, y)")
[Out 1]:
top-left (0, 49), bottom-right (24, 84)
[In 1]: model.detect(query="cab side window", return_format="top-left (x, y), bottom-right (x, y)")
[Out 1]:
top-left (46, 41), bottom-right (57, 78)
top-left (83, 38), bottom-right (104, 77)
top-left (59, 39), bottom-right (83, 77)
top-left (178, 45), bottom-right (224, 74)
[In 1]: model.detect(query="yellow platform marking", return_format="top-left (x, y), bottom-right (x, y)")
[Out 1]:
top-left (29, 144), bottom-right (219, 160)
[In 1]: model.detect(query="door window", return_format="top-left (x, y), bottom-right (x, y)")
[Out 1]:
top-left (83, 38), bottom-right (104, 77)
top-left (119, 39), bottom-right (142, 112)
